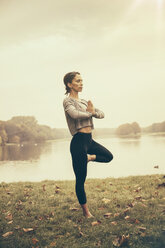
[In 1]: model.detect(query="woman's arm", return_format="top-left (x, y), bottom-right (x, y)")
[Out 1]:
top-left (86, 100), bottom-right (105, 119)
top-left (63, 99), bottom-right (93, 120)
top-left (92, 108), bottom-right (105, 119)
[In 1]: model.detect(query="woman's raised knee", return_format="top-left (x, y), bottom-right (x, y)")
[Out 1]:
top-left (107, 152), bottom-right (113, 162)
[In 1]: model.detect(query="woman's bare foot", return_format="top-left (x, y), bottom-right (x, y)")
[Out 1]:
top-left (83, 211), bottom-right (94, 218)
top-left (81, 203), bottom-right (94, 218)
top-left (87, 154), bottom-right (96, 162)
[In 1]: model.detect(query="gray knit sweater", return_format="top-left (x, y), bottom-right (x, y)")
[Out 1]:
top-left (63, 96), bottom-right (105, 136)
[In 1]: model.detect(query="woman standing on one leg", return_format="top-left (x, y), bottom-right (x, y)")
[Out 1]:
top-left (63, 71), bottom-right (113, 218)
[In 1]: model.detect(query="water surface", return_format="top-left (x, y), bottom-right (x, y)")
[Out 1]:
top-left (0, 135), bottom-right (164, 183)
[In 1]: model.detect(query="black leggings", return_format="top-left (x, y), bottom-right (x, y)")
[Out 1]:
top-left (70, 132), bottom-right (113, 205)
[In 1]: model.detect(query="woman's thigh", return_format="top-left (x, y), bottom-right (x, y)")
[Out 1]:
top-left (70, 140), bottom-right (88, 179)
top-left (87, 139), bottom-right (113, 162)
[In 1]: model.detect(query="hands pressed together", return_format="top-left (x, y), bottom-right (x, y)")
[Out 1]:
top-left (86, 100), bottom-right (96, 115)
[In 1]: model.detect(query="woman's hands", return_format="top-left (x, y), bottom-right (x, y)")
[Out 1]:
top-left (86, 100), bottom-right (96, 115)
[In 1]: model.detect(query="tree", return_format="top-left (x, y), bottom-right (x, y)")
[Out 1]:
top-left (116, 122), bottom-right (141, 135)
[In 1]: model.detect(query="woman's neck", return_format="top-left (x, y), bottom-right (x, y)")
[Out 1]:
top-left (69, 92), bottom-right (79, 100)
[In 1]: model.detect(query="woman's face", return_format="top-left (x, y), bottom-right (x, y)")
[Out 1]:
top-left (68, 74), bottom-right (83, 93)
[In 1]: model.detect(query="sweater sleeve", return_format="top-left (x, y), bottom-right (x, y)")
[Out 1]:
top-left (63, 99), bottom-right (92, 120)
top-left (92, 108), bottom-right (105, 119)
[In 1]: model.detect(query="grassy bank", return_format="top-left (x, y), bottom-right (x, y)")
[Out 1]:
top-left (0, 175), bottom-right (165, 248)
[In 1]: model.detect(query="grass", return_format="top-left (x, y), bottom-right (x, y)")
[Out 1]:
top-left (0, 174), bottom-right (165, 248)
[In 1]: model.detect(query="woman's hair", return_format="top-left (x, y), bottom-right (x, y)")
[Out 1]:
top-left (63, 71), bottom-right (80, 95)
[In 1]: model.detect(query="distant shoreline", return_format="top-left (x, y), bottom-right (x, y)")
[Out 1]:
top-left (2, 131), bottom-right (165, 146)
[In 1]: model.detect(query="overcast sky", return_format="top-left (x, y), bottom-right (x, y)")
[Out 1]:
top-left (0, 0), bottom-right (165, 129)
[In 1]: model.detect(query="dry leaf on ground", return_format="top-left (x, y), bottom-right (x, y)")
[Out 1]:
top-left (137, 226), bottom-right (146, 232)
top-left (111, 221), bottom-right (117, 225)
top-left (32, 238), bottom-right (39, 244)
top-left (14, 225), bottom-right (21, 230)
top-left (79, 231), bottom-right (84, 236)
top-left (55, 189), bottom-right (61, 193)
top-left (135, 219), bottom-right (140, 224)
top-left (2, 231), bottom-right (13, 238)
top-left (114, 213), bottom-right (120, 217)
top-left (98, 207), bottom-right (105, 210)
top-left (7, 220), bottom-right (13, 224)
top-left (124, 208), bottom-right (130, 213)
top-left (50, 241), bottom-right (56, 247)
top-left (5, 213), bottom-right (13, 221)
top-left (112, 234), bottom-right (129, 247)
top-left (104, 213), bottom-right (112, 218)
top-left (23, 228), bottom-right (34, 232)
top-left (69, 207), bottom-right (79, 211)
top-left (91, 220), bottom-right (101, 226)
top-left (102, 198), bottom-right (111, 204)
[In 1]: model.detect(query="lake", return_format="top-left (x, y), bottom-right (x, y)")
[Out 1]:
top-left (0, 134), bottom-right (164, 183)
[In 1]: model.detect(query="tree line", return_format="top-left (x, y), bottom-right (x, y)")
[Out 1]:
top-left (0, 116), bottom-right (56, 145)
top-left (0, 116), bottom-right (165, 145)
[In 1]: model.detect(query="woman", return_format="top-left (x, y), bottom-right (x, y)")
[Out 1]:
top-left (63, 71), bottom-right (113, 218)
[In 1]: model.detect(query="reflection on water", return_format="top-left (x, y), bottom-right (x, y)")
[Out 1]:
top-left (0, 142), bottom-right (52, 161)
top-left (0, 135), bottom-right (164, 183)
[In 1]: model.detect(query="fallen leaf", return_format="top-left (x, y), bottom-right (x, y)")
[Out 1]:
top-left (111, 221), bottom-right (117, 225)
top-left (50, 241), bottom-right (56, 246)
top-left (112, 234), bottom-right (129, 247)
top-left (91, 220), bottom-right (101, 226)
top-left (135, 196), bottom-right (142, 200)
top-left (7, 220), bottom-right (13, 224)
top-left (104, 212), bottom-right (112, 218)
top-left (114, 213), bottom-right (120, 217)
top-left (96, 240), bottom-right (102, 246)
top-left (135, 219), bottom-right (140, 224)
top-left (55, 189), bottom-right (61, 194)
top-left (98, 207), bottom-right (105, 210)
top-left (79, 231), bottom-right (84, 236)
top-left (2, 231), bottom-right (13, 238)
top-left (134, 187), bottom-right (142, 192)
top-left (32, 238), bottom-right (39, 244)
top-left (17, 200), bottom-right (23, 205)
top-left (6, 191), bottom-right (13, 195)
top-left (69, 207), bottom-right (79, 211)
top-left (124, 208), bottom-right (130, 213)
top-left (49, 195), bottom-right (55, 198)
top-left (102, 198), bottom-right (111, 204)
top-left (141, 199), bottom-right (147, 202)
top-left (7, 201), bottom-right (11, 206)
top-left (125, 216), bottom-right (130, 220)
top-left (137, 226), bottom-right (146, 232)
top-left (128, 202), bottom-right (136, 208)
top-left (140, 203), bottom-right (147, 208)
top-left (14, 225), bottom-right (21, 230)
top-left (140, 232), bottom-right (146, 237)
top-left (5, 213), bottom-right (13, 221)
top-left (23, 228), bottom-right (34, 232)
